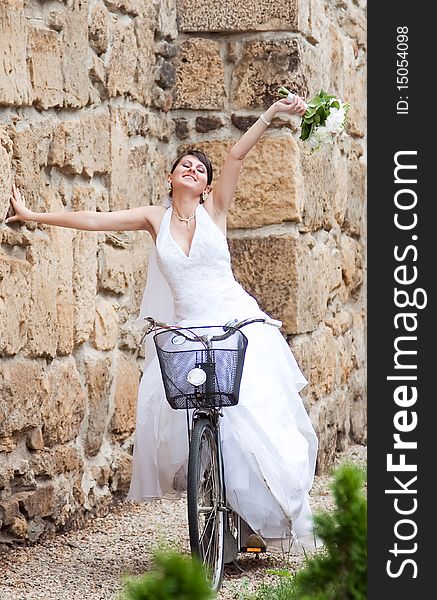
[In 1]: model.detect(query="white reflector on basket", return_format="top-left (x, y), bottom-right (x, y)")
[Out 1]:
top-left (187, 367), bottom-right (207, 387)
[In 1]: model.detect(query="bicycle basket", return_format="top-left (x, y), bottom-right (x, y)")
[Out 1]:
top-left (153, 326), bottom-right (248, 409)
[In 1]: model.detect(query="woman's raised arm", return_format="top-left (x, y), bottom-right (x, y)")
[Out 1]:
top-left (5, 183), bottom-right (163, 235)
top-left (212, 96), bottom-right (306, 216)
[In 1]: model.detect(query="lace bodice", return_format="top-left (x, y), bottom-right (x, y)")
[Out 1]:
top-left (156, 205), bottom-right (263, 323)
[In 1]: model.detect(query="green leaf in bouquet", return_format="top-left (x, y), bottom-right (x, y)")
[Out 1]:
top-left (300, 121), bottom-right (313, 141)
top-left (277, 85), bottom-right (293, 98)
top-left (304, 107), bottom-right (317, 118)
top-left (319, 90), bottom-right (333, 102)
top-left (330, 100), bottom-right (340, 109)
top-left (316, 106), bottom-right (328, 125)
top-left (308, 93), bottom-right (323, 106)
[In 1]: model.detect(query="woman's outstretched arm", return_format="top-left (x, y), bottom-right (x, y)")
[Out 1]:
top-left (5, 183), bottom-right (163, 234)
top-left (212, 96), bottom-right (306, 216)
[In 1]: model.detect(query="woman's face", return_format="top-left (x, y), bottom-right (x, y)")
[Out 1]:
top-left (169, 154), bottom-right (210, 196)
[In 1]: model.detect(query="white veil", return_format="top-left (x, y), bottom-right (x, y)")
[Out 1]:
top-left (138, 196), bottom-right (175, 369)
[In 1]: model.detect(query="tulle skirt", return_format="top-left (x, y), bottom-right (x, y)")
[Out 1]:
top-left (127, 319), bottom-right (319, 550)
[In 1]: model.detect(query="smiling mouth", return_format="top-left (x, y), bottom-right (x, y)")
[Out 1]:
top-left (183, 175), bottom-right (196, 181)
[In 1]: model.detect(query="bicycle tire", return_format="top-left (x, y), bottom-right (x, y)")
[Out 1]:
top-left (187, 418), bottom-right (225, 592)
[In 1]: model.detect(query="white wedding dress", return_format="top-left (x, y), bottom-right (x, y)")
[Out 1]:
top-left (127, 204), bottom-right (319, 550)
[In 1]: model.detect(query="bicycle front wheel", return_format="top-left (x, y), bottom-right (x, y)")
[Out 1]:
top-left (187, 418), bottom-right (225, 592)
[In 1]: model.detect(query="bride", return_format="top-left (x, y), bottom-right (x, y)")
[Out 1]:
top-left (7, 93), bottom-right (319, 550)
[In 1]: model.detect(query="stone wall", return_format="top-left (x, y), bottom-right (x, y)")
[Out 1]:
top-left (0, 0), bottom-right (366, 543)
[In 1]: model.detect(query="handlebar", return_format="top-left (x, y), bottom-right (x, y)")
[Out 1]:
top-left (138, 315), bottom-right (282, 346)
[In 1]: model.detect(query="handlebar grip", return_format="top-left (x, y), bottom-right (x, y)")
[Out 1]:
top-left (264, 317), bottom-right (282, 328)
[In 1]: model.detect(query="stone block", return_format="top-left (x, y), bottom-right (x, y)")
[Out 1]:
top-left (9, 516), bottom-right (28, 538)
top-left (172, 38), bottom-right (225, 109)
top-left (91, 464), bottom-right (112, 487)
top-left (333, 390), bottom-right (351, 452)
top-left (297, 0), bottom-right (327, 46)
top-left (88, 3), bottom-right (109, 55)
top-left (300, 144), bottom-right (348, 232)
top-left (110, 354), bottom-right (140, 439)
top-left (24, 237), bottom-right (59, 357)
top-left (98, 243), bottom-right (133, 295)
top-left (27, 26), bottom-right (64, 109)
top-left (27, 515), bottom-right (46, 542)
top-left (0, 437), bottom-right (16, 453)
top-left (61, 0), bottom-right (92, 108)
top-left (48, 112), bottom-right (111, 177)
top-left (290, 324), bottom-right (337, 405)
top-left (82, 355), bottom-right (113, 457)
top-left (72, 230), bottom-right (98, 345)
top-left (343, 139), bottom-right (366, 237)
top-left (349, 375), bottom-right (367, 445)
top-left (232, 38), bottom-right (307, 109)
top-left (26, 427), bottom-right (44, 451)
top-left (177, 0), bottom-right (298, 32)
top-left (41, 357), bottom-right (86, 447)
top-left (54, 444), bottom-right (81, 475)
top-left (91, 297), bottom-right (119, 351)
top-left (229, 233), bottom-right (341, 334)
top-left (178, 137), bottom-right (302, 229)
top-left (116, 108), bottom-right (174, 141)
top-left (106, 19), bottom-right (138, 99)
top-left (0, 0), bottom-right (31, 105)
top-left (195, 116), bottom-right (224, 133)
top-left (156, 0), bottom-right (178, 41)
top-left (310, 394), bottom-right (340, 473)
top-left (29, 448), bottom-right (55, 478)
top-left (0, 359), bottom-right (47, 437)
top-left (0, 499), bottom-right (21, 526)
top-left (156, 58), bottom-right (177, 89)
top-left (340, 234), bottom-right (364, 292)
top-left (134, 16), bottom-right (156, 105)
top-left (128, 232), bottom-right (151, 314)
top-left (343, 39), bottom-right (366, 137)
top-left (334, 334), bottom-right (357, 388)
top-left (46, 221), bottom-right (75, 356)
top-left (105, 0), bottom-right (144, 16)
top-left (10, 119), bottom-right (56, 209)
top-left (0, 126), bottom-right (13, 217)
top-left (324, 309), bottom-right (353, 336)
top-left (110, 451), bottom-right (133, 494)
top-left (0, 250), bottom-right (32, 356)
top-left (109, 110), bottom-right (168, 210)
top-left (18, 482), bottom-right (55, 518)
top-left (0, 459), bottom-right (14, 489)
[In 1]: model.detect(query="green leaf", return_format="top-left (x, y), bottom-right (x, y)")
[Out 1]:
top-left (277, 86), bottom-right (291, 97)
top-left (300, 121), bottom-right (313, 141)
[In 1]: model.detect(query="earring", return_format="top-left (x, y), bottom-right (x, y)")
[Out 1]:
top-left (200, 190), bottom-right (208, 204)
top-left (168, 183), bottom-right (172, 196)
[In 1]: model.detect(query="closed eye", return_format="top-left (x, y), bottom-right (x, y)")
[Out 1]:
top-left (182, 161), bottom-right (205, 173)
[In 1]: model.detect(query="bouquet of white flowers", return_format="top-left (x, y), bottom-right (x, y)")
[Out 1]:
top-left (278, 86), bottom-right (349, 153)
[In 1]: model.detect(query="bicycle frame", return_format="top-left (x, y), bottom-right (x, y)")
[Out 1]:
top-left (139, 315), bottom-right (282, 584)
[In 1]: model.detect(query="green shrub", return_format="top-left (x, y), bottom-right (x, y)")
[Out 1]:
top-left (122, 548), bottom-right (216, 600)
top-left (250, 462), bottom-right (367, 600)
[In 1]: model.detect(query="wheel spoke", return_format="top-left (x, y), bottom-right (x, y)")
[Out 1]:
top-left (188, 419), bottom-right (225, 592)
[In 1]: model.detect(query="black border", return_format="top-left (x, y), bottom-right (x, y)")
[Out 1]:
top-left (368, 3), bottom-right (434, 596)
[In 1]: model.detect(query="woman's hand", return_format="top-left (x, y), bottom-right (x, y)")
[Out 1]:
top-left (267, 96), bottom-right (307, 119)
top-left (4, 184), bottom-right (34, 224)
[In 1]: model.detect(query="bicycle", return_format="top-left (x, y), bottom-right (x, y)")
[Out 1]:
top-left (139, 314), bottom-right (282, 592)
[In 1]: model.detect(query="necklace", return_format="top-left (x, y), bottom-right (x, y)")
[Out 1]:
top-left (172, 207), bottom-right (196, 230)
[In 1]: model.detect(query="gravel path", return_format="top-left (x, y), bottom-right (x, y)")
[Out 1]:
top-left (0, 446), bottom-right (366, 600)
